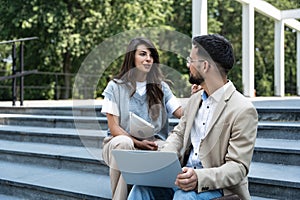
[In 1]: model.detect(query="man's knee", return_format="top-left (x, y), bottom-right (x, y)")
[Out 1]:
top-left (174, 189), bottom-right (223, 200)
top-left (173, 189), bottom-right (196, 200)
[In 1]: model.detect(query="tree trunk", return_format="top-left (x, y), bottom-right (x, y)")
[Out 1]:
top-left (62, 51), bottom-right (71, 99)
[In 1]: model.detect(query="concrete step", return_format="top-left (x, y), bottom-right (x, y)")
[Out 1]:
top-left (0, 160), bottom-right (293, 200)
top-left (1, 112), bottom-right (299, 136)
top-left (253, 138), bottom-right (300, 166)
top-left (256, 108), bottom-right (300, 122)
top-left (171, 119), bottom-right (300, 140)
top-left (0, 160), bottom-right (111, 200)
top-left (249, 162), bottom-right (300, 199)
top-left (0, 123), bottom-right (298, 170)
top-left (0, 139), bottom-right (298, 198)
top-left (251, 197), bottom-right (278, 200)
top-left (0, 114), bottom-right (108, 130)
top-left (0, 99), bottom-right (298, 200)
top-left (0, 105), bottom-right (104, 117)
top-left (1, 124), bottom-right (298, 166)
top-left (1, 98), bottom-right (299, 122)
top-left (258, 121), bottom-right (300, 140)
top-left (0, 125), bottom-right (106, 148)
top-left (0, 194), bottom-right (26, 200)
top-left (0, 140), bottom-right (108, 175)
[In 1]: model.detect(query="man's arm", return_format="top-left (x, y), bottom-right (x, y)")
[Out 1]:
top-left (195, 106), bottom-right (258, 192)
top-left (173, 105), bottom-right (257, 193)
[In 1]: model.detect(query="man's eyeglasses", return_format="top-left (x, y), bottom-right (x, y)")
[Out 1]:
top-left (186, 57), bottom-right (206, 65)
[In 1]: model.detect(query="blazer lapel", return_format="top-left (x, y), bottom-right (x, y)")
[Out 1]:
top-left (184, 92), bottom-right (203, 147)
top-left (186, 92), bottom-right (203, 133)
top-left (200, 82), bottom-right (236, 156)
top-left (205, 82), bottom-right (236, 135)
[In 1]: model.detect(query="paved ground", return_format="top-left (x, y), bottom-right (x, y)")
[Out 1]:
top-left (1, 96), bottom-right (299, 108)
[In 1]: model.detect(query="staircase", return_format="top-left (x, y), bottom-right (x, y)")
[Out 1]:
top-left (0, 103), bottom-right (111, 200)
top-left (0, 98), bottom-right (298, 199)
top-left (249, 99), bottom-right (300, 199)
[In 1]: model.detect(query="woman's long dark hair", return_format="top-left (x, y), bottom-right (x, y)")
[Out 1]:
top-left (114, 37), bottom-right (165, 120)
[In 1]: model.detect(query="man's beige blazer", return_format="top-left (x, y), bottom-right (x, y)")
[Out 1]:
top-left (162, 81), bottom-right (258, 200)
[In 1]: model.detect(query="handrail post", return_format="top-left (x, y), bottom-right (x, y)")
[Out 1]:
top-left (55, 74), bottom-right (59, 100)
top-left (12, 43), bottom-right (17, 106)
top-left (19, 42), bottom-right (24, 106)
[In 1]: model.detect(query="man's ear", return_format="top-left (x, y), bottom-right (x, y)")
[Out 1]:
top-left (203, 60), bottom-right (210, 72)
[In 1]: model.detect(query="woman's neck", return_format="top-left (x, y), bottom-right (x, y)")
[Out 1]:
top-left (135, 71), bottom-right (147, 82)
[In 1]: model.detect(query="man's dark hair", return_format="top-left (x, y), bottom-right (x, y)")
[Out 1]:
top-left (192, 34), bottom-right (235, 74)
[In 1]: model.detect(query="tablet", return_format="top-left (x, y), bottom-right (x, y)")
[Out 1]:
top-left (112, 149), bottom-right (182, 188)
top-left (129, 112), bottom-right (155, 139)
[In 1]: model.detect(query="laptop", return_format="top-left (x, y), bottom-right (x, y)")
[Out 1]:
top-left (129, 112), bottom-right (155, 139)
top-left (112, 149), bottom-right (182, 188)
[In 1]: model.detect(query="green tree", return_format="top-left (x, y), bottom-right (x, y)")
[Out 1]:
top-left (0, 0), bottom-right (298, 100)
top-left (0, 0), bottom-right (112, 99)
top-left (0, 0), bottom-right (175, 100)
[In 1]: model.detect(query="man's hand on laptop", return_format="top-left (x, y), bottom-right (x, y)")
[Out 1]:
top-left (175, 167), bottom-right (198, 191)
top-left (135, 140), bottom-right (158, 150)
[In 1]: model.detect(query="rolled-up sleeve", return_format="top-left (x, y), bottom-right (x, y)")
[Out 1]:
top-left (101, 81), bottom-right (120, 116)
top-left (162, 82), bottom-right (180, 115)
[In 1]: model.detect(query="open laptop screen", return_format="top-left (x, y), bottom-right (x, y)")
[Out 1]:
top-left (112, 149), bottom-right (182, 188)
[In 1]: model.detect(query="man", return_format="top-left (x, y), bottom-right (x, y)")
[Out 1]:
top-left (128, 34), bottom-right (258, 200)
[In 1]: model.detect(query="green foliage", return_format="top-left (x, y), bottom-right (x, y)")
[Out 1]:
top-left (253, 0), bottom-right (299, 96)
top-left (0, 0), bottom-right (299, 100)
top-left (207, 0), bottom-right (243, 93)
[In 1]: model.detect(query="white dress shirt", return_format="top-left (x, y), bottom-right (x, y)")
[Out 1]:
top-left (186, 83), bottom-right (229, 169)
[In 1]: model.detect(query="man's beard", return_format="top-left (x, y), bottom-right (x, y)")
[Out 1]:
top-left (189, 73), bottom-right (204, 85)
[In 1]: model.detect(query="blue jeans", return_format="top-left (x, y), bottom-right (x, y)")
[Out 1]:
top-left (127, 186), bottom-right (174, 200)
top-left (173, 188), bottom-right (223, 200)
top-left (127, 185), bottom-right (223, 200)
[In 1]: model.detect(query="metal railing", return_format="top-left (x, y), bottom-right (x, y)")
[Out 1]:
top-left (0, 70), bottom-right (100, 102)
top-left (0, 37), bottom-right (38, 106)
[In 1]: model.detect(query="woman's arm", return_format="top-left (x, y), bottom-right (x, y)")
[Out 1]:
top-left (106, 113), bottom-right (128, 137)
top-left (173, 106), bottom-right (183, 119)
top-left (171, 84), bottom-right (202, 119)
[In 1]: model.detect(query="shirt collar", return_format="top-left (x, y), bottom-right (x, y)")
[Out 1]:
top-left (201, 90), bottom-right (208, 101)
top-left (203, 81), bottom-right (230, 102)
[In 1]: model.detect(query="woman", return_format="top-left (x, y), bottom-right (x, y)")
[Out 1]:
top-left (101, 37), bottom-right (182, 200)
